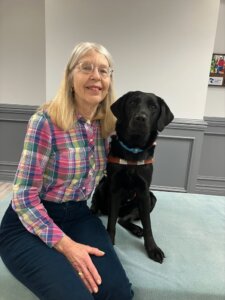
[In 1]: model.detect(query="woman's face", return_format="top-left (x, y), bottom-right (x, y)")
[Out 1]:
top-left (72, 50), bottom-right (111, 112)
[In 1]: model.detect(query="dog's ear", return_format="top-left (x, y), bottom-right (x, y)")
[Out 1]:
top-left (157, 97), bottom-right (174, 131)
top-left (111, 92), bottom-right (133, 120)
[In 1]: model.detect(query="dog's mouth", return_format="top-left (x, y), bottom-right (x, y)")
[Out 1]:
top-left (129, 126), bottom-right (149, 136)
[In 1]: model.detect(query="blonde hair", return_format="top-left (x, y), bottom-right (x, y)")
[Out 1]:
top-left (40, 42), bottom-right (116, 138)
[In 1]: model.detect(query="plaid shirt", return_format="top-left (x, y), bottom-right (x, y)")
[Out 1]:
top-left (12, 111), bottom-right (108, 247)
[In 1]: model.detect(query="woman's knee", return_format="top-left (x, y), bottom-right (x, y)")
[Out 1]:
top-left (109, 282), bottom-right (134, 300)
top-left (37, 279), bottom-right (93, 300)
top-left (97, 276), bottom-right (134, 300)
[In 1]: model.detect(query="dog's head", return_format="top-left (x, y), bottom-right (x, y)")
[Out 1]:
top-left (111, 91), bottom-right (174, 134)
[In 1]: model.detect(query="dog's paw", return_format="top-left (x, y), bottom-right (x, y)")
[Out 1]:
top-left (146, 246), bottom-right (165, 264)
top-left (118, 219), bottom-right (143, 237)
top-left (130, 224), bottom-right (143, 237)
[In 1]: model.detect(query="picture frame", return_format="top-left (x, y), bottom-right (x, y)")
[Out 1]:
top-left (208, 53), bottom-right (225, 86)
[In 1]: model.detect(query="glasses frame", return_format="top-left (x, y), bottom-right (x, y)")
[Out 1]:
top-left (76, 62), bottom-right (113, 78)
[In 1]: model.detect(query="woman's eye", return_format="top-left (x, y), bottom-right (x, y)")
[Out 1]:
top-left (83, 64), bottom-right (93, 71)
top-left (99, 68), bottom-right (108, 75)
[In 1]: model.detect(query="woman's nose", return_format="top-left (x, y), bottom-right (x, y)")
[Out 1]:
top-left (91, 66), bottom-right (101, 79)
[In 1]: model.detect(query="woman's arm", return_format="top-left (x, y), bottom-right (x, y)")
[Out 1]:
top-left (12, 112), bottom-right (105, 293)
top-left (12, 112), bottom-right (64, 246)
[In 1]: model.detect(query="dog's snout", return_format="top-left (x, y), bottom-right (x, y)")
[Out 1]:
top-left (135, 113), bottom-right (147, 123)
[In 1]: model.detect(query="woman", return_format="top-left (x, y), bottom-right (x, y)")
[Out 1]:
top-left (0, 42), bottom-right (134, 300)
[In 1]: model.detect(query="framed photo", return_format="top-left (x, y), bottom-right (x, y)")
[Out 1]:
top-left (208, 53), bottom-right (225, 86)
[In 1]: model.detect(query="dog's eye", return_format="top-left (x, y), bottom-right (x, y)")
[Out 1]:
top-left (129, 99), bottom-right (136, 106)
top-left (149, 104), bottom-right (157, 110)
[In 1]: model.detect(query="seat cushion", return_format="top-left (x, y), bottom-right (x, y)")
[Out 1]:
top-left (1, 191), bottom-right (225, 300)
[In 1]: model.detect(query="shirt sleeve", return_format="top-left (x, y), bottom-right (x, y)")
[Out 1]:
top-left (12, 112), bottom-right (64, 247)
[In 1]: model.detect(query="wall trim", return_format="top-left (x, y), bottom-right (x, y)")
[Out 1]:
top-left (204, 116), bottom-right (225, 127)
top-left (156, 134), bottom-right (195, 193)
top-left (0, 103), bottom-right (38, 114)
top-left (197, 116), bottom-right (225, 196)
top-left (196, 175), bottom-right (225, 196)
top-left (0, 104), bottom-right (224, 196)
top-left (0, 103), bottom-right (38, 122)
top-left (0, 161), bottom-right (18, 182)
top-left (168, 118), bottom-right (207, 131)
top-left (0, 104), bottom-right (38, 182)
top-left (151, 185), bottom-right (186, 193)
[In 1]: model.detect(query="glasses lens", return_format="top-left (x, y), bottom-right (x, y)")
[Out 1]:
top-left (79, 62), bottom-right (112, 78)
top-left (80, 63), bottom-right (93, 73)
top-left (99, 67), bottom-right (109, 77)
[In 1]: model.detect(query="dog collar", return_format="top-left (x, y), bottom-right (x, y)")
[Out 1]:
top-left (118, 139), bottom-right (157, 154)
top-left (118, 140), bottom-right (144, 154)
top-left (107, 155), bottom-right (154, 165)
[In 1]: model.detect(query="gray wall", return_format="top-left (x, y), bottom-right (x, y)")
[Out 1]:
top-left (196, 117), bottom-right (225, 195)
top-left (0, 104), bottom-right (36, 180)
top-left (0, 105), bottom-right (224, 195)
top-left (153, 118), bottom-right (225, 196)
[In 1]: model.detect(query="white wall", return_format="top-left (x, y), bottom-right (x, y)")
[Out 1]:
top-left (0, 0), bottom-right (223, 120)
top-left (205, 0), bottom-right (225, 118)
top-left (45, 0), bottom-right (220, 120)
top-left (0, 0), bottom-right (45, 105)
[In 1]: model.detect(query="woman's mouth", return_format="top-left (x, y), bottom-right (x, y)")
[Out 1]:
top-left (87, 85), bottom-right (102, 91)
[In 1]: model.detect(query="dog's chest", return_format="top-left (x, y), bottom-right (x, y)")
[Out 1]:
top-left (117, 165), bottom-right (152, 190)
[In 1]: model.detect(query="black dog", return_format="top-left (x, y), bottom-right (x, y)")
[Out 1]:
top-left (91, 91), bottom-right (174, 263)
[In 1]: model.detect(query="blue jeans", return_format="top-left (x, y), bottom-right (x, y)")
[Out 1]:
top-left (0, 201), bottom-right (134, 300)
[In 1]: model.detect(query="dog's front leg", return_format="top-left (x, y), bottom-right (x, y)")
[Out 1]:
top-left (107, 193), bottom-right (122, 245)
top-left (138, 192), bottom-right (165, 263)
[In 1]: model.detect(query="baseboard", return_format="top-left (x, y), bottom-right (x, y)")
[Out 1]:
top-left (196, 176), bottom-right (225, 196)
top-left (197, 117), bottom-right (225, 196)
top-left (0, 161), bottom-right (17, 182)
top-left (151, 185), bottom-right (186, 193)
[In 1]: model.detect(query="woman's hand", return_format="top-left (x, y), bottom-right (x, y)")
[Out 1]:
top-left (54, 235), bottom-right (105, 294)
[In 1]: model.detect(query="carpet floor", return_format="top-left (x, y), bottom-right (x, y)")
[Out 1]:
top-left (0, 187), bottom-right (225, 300)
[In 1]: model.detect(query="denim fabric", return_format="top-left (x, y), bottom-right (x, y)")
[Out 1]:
top-left (0, 201), bottom-right (133, 300)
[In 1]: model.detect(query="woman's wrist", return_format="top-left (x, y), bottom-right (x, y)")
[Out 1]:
top-left (54, 235), bottom-right (73, 254)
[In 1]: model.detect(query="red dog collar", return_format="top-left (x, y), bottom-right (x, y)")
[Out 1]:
top-left (107, 155), bottom-right (154, 166)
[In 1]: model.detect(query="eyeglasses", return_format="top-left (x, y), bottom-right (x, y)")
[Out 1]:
top-left (76, 62), bottom-right (113, 78)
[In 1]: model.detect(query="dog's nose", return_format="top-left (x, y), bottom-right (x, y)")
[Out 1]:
top-left (135, 113), bottom-right (147, 122)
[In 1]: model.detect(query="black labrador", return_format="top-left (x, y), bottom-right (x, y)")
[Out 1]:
top-left (91, 91), bottom-right (174, 263)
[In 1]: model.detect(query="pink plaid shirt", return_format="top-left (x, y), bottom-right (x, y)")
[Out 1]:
top-left (12, 111), bottom-right (108, 247)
